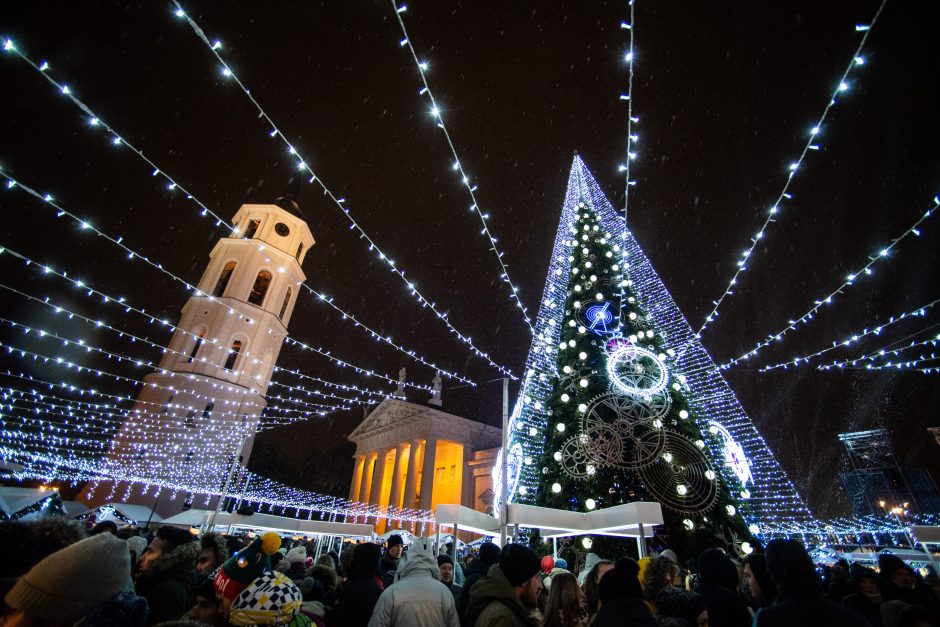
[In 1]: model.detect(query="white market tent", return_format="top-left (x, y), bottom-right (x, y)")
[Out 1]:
top-left (0, 487), bottom-right (61, 520)
top-left (79, 502), bottom-right (163, 527)
top-left (161, 509), bottom-right (373, 538)
top-left (375, 529), bottom-right (417, 544)
top-left (61, 500), bottom-right (89, 517)
top-left (434, 501), bottom-right (664, 556)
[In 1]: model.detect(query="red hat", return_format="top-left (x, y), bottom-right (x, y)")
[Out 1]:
top-left (540, 555), bottom-right (555, 574)
top-left (214, 568), bottom-right (249, 603)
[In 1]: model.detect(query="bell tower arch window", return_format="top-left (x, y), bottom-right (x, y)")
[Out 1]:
top-left (296, 242), bottom-right (304, 261)
top-left (188, 329), bottom-right (206, 363)
top-left (279, 287), bottom-right (292, 320)
top-left (213, 261), bottom-right (236, 297)
top-left (243, 219), bottom-right (261, 239)
top-left (248, 271), bottom-right (272, 306)
top-left (224, 340), bottom-right (243, 371)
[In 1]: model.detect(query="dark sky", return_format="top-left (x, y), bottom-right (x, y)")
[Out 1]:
top-left (1, 1), bottom-right (938, 518)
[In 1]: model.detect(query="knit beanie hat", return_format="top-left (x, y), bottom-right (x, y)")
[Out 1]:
top-left (599, 557), bottom-right (643, 603)
top-left (540, 555), bottom-right (555, 574)
top-left (555, 558), bottom-right (568, 570)
top-left (438, 554), bottom-right (454, 567)
top-left (126, 536), bottom-right (148, 562)
top-left (285, 545), bottom-right (307, 564)
top-left (5, 533), bottom-right (134, 623)
top-left (387, 534), bottom-right (404, 549)
top-left (215, 532), bottom-right (281, 602)
top-left (499, 544), bottom-right (541, 587)
top-left (478, 542), bottom-right (500, 566)
top-left (229, 571), bottom-right (303, 626)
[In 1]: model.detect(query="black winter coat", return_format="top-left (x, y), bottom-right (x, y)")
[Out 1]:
top-left (755, 595), bottom-right (871, 627)
top-left (329, 575), bottom-right (383, 627)
top-left (135, 542), bottom-right (199, 626)
top-left (589, 597), bottom-right (657, 627)
top-left (458, 557), bottom-right (497, 627)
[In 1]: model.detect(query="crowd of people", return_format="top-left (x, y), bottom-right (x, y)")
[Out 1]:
top-left (1, 514), bottom-right (939, 626)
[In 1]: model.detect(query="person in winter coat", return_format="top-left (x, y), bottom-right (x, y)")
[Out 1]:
top-left (655, 587), bottom-right (709, 627)
top-left (641, 555), bottom-right (680, 614)
top-left (541, 570), bottom-right (587, 627)
top-left (380, 534), bottom-right (404, 588)
top-left (439, 554), bottom-right (464, 604)
top-left (755, 539), bottom-right (869, 627)
top-left (692, 548), bottom-right (751, 627)
top-left (3, 532), bottom-right (149, 626)
top-left (877, 554), bottom-right (940, 615)
top-left (467, 544), bottom-right (543, 627)
top-left (196, 532), bottom-right (229, 577)
top-left (135, 525), bottom-right (200, 625)
top-left (742, 553), bottom-right (776, 611)
top-left (580, 557), bottom-right (614, 621)
top-left (330, 542), bottom-right (384, 627)
top-left (590, 557), bottom-right (657, 627)
top-left (841, 564), bottom-right (885, 627)
top-left (286, 544), bottom-right (309, 582)
top-left (367, 536), bottom-right (460, 627)
top-left (458, 541), bottom-right (502, 625)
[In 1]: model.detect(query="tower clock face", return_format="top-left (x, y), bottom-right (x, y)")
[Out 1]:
top-left (274, 222), bottom-right (291, 237)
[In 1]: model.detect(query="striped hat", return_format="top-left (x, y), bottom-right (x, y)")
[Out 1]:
top-left (229, 571), bottom-right (303, 626)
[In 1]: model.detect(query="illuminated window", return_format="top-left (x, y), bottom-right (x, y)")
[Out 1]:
top-left (243, 219), bottom-right (260, 239)
top-left (224, 340), bottom-right (243, 371)
top-left (248, 271), bottom-right (272, 306)
top-left (279, 287), bottom-right (292, 320)
top-left (213, 261), bottom-right (236, 297)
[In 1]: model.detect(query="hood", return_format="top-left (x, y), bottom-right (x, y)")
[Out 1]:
top-left (468, 564), bottom-right (529, 621)
top-left (765, 539), bottom-right (820, 599)
top-left (697, 548), bottom-right (738, 591)
top-left (397, 537), bottom-right (440, 581)
top-left (579, 552), bottom-right (603, 584)
top-left (151, 541), bottom-right (200, 576)
top-left (849, 564), bottom-right (883, 589)
top-left (200, 532), bottom-right (229, 564)
top-left (878, 554), bottom-right (913, 581)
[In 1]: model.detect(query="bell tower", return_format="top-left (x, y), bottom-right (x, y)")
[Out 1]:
top-left (79, 186), bottom-right (315, 515)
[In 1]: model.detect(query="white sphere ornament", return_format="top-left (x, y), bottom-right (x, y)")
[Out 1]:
top-left (551, 482), bottom-right (562, 493)
top-left (741, 489), bottom-right (751, 500)
top-left (586, 464), bottom-right (596, 475)
top-left (553, 451), bottom-right (563, 462)
top-left (519, 486), bottom-right (528, 495)
top-left (556, 422), bottom-right (566, 433)
top-left (628, 334), bottom-right (638, 343)
top-left (683, 519), bottom-right (695, 531)
top-left (695, 440), bottom-right (706, 449)
top-left (595, 292), bottom-right (603, 300)
top-left (628, 312), bottom-right (637, 320)
top-left (563, 365), bottom-right (572, 374)
top-left (568, 340), bottom-right (577, 347)
top-left (748, 524), bottom-right (760, 535)
top-left (568, 319), bottom-right (576, 327)
top-left (582, 537), bottom-right (593, 549)
top-left (705, 470), bottom-right (716, 480)
top-left (524, 457), bottom-right (532, 465)
top-left (577, 403), bottom-right (588, 413)
top-left (741, 542), bottom-right (754, 555)
top-left (586, 498), bottom-right (596, 510)
top-left (679, 410), bottom-right (689, 420)
top-left (529, 427), bottom-right (538, 437)
top-left (726, 505), bottom-right (736, 516)
top-left (578, 325), bottom-right (587, 334)
top-left (605, 251), bottom-right (613, 258)
top-left (585, 261), bottom-right (592, 268)
top-left (560, 393), bottom-right (570, 403)
top-left (579, 378), bottom-right (589, 388)
top-left (676, 484), bottom-right (688, 496)
top-left (662, 452), bottom-right (674, 463)
top-left (579, 351), bottom-right (588, 360)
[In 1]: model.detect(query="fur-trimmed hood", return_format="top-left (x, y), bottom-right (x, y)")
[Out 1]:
top-left (199, 532), bottom-right (229, 564)
top-left (149, 540), bottom-right (200, 576)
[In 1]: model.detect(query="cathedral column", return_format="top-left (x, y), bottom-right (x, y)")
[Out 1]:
top-left (369, 447), bottom-right (392, 507)
top-left (402, 439), bottom-right (421, 511)
top-left (349, 454), bottom-right (365, 502)
top-left (387, 442), bottom-right (408, 527)
top-left (358, 451), bottom-right (376, 505)
top-left (418, 436), bottom-right (438, 512)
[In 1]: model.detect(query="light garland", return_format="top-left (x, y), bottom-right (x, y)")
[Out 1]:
top-left (819, 328), bottom-right (940, 371)
top-left (617, 0), bottom-right (638, 322)
top-left (695, 1), bottom-right (888, 338)
top-left (721, 195), bottom-right (938, 369)
top-left (390, 0), bottom-right (533, 333)
top-left (168, 4), bottom-right (516, 380)
top-left (505, 156), bottom-right (815, 529)
top-left (754, 298), bottom-right (940, 372)
top-left (0, 47), bottom-right (479, 387)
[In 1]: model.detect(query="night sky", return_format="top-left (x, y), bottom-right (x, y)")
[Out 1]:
top-left (1, 1), bottom-right (938, 518)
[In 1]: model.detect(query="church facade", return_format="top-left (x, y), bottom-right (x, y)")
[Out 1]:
top-left (347, 397), bottom-right (501, 533)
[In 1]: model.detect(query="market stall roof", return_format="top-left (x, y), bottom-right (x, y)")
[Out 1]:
top-left (375, 529), bottom-right (416, 543)
top-left (80, 502), bottom-right (163, 525)
top-left (912, 526), bottom-right (940, 545)
top-left (0, 487), bottom-right (57, 517)
top-left (61, 500), bottom-right (89, 517)
top-left (161, 509), bottom-right (373, 537)
top-left (434, 501), bottom-right (663, 539)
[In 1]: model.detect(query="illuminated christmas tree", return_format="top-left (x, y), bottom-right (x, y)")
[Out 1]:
top-left (501, 156), bottom-right (815, 555)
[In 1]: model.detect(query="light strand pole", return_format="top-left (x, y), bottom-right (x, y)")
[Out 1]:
top-left (500, 377), bottom-right (509, 546)
top-left (206, 395), bottom-right (250, 531)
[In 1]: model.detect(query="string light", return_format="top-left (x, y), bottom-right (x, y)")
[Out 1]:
top-left (754, 298), bottom-right (940, 372)
top-left (819, 331), bottom-right (940, 371)
top-left (169, 2), bottom-right (516, 379)
top-left (1, 46), bottom-right (482, 385)
top-left (695, 0), bottom-right (888, 338)
top-left (617, 0), bottom-right (638, 324)
top-left (721, 195), bottom-right (938, 369)
top-left (390, 0), bottom-right (533, 333)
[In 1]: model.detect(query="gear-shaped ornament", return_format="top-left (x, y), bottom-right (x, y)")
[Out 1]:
top-left (579, 393), bottom-right (666, 470)
top-left (638, 431), bottom-right (719, 514)
top-left (606, 343), bottom-right (669, 397)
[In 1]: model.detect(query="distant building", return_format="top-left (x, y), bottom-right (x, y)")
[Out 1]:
top-left (838, 428), bottom-right (940, 517)
top-left (347, 395), bottom-right (501, 533)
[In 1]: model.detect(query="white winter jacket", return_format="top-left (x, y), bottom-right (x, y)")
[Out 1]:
top-left (367, 537), bottom-right (460, 627)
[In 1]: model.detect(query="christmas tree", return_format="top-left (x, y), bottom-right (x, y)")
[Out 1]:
top-left (501, 156), bottom-right (814, 557)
